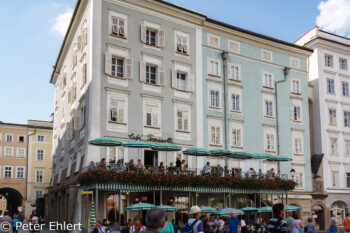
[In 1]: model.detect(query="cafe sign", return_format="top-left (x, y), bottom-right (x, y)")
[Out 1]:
top-left (128, 133), bottom-right (174, 143)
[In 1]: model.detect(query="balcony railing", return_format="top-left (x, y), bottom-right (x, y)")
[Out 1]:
top-left (313, 180), bottom-right (323, 192)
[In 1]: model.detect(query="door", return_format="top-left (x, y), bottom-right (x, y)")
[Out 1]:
top-left (144, 150), bottom-right (158, 172)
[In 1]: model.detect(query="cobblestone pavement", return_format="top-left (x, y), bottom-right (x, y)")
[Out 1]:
top-left (17, 227), bottom-right (58, 233)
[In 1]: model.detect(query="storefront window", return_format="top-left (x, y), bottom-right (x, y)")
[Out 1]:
top-left (331, 201), bottom-right (347, 226)
top-left (106, 194), bottom-right (126, 224)
top-left (210, 197), bottom-right (224, 209)
top-left (174, 196), bottom-right (189, 210)
top-left (235, 196), bottom-right (252, 209)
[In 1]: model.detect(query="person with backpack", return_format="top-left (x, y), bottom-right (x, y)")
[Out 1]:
top-left (267, 203), bottom-right (288, 233)
top-left (291, 213), bottom-right (303, 233)
top-left (183, 206), bottom-right (204, 233)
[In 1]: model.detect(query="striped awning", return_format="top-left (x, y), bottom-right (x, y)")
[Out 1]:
top-left (83, 183), bottom-right (288, 194)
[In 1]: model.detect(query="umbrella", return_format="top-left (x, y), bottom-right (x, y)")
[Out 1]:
top-left (200, 206), bottom-right (217, 213)
top-left (183, 148), bottom-right (210, 175)
top-left (152, 143), bottom-right (182, 172)
top-left (212, 208), bottom-right (243, 216)
top-left (156, 205), bottom-right (178, 211)
top-left (90, 201), bottom-right (96, 226)
top-left (125, 202), bottom-right (156, 211)
top-left (252, 153), bottom-right (274, 170)
top-left (284, 205), bottom-right (301, 211)
top-left (240, 207), bottom-right (258, 212)
top-left (258, 206), bottom-right (272, 213)
top-left (123, 141), bottom-right (155, 167)
top-left (228, 152), bottom-right (252, 177)
top-left (209, 149), bottom-right (232, 169)
top-left (88, 137), bottom-right (123, 146)
top-left (266, 155), bottom-right (292, 171)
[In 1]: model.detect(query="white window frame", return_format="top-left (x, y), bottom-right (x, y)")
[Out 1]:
top-left (5, 134), bottom-right (13, 142)
top-left (145, 104), bottom-right (160, 128)
top-left (345, 140), bottom-right (350, 157)
top-left (228, 40), bottom-right (240, 53)
top-left (210, 126), bottom-right (222, 146)
top-left (344, 111), bottom-right (350, 127)
top-left (0, 146), bottom-right (2, 157)
top-left (231, 93), bottom-right (240, 112)
top-left (208, 58), bottom-right (220, 77)
top-left (4, 147), bottom-right (13, 157)
top-left (35, 190), bottom-right (43, 199)
top-left (174, 30), bottom-right (190, 55)
top-left (18, 135), bottom-right (25, 143)
top-left (342, 81), bottom-right (349, 97)
top-left (109, 10), bottom-right (128, 40)
top-left (262, 72), bottom-right (274, 88)
top-left (330, 137), bottom-right (338, 155)
top-left (327, 79), bottom-right (335, 94)
top-left (209, 89), bottom-right (221, 109)
top-left (0, 133), bottom-right (2, 142)
top-left (264, 128), bottom-right (276, 152)
top-left (291, 79), bottom-right (301, 94)
top-left (231, 128), bottom-right (242, 148)
top-left (292, 104), bottom-right (302, 122)
top-left (36, 170), bottom-right (44, 183)
top-left (325, 54), bottom-right (333, 67)
top-left (207, 33), bottom-right (220, 48)
top-left (294, 137), bottom-right (303, 155)
top-left (36, 149), bottom-right (44, 161)
top-left (176, 109), bottom-right (189, 132)
top-left (16, 148), bottom-right (26, 158)
top-left (332, 171), bottom-right (339, 187)
top-left (294, 172), bottom-right (304, 189)
top-left (329, 109), bottom-right (337, 126)
top-left (110, 97), bottom-right (126, 124)
top-left (228, 63), bottom-right (241, 81)
top-left (37, 135), bottom-right (44, 142)
top-left (340, 58), bottom-right (348, 70)
top-left (16, 166), bottom-right (25, 179)
top-left (290, 57), bottom-right (300, 69)
top-left (264, 100), bottom-right (274, 118)
top-left (262, 49), bottom-right (272, 62)
top-left (4, 166), bottom-right (13, 179)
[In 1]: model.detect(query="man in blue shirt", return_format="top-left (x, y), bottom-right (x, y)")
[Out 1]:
top-left (227, 212), bottom-right (240, 233)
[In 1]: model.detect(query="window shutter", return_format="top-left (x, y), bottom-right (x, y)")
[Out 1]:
top-left (111, 108), bottom-right (118, 121)
top-left (74, 110), bottom-right (81, 130)
top-left (82, 63), bottom-right (87, 86)
top-left (80, 105), bottom-right (85, 129)
top-left (183, 45), bottom-right (188, 54)
top-left (172, 69), bottom-right (177, 89)
top-left (183, 111), bottom-right (189, 131)
top-left (141, 24), bottom-right (147, 43)
top-left (140, 61), bottom-right (146, 82)
top-left (119, 27), bottom-right (125, 37)
top-left (105, 53), bottom-right (112, 75)
top-left (153, 107), bottom-right (159, 127)
top-left (66, 121), bottom-right (73, 140)
top-left (68, 88), bottom-right (72, 104)
top-left (158, 30), bottom-right (165, 47)
top-left (158, 66), bottom-right (165, 85)
top-left (125, 58), bottom-right (133, 79)
top-left (83, 28), bottom-right (87, 46)
top-left (177, 43), bottom-right (183, 52)
top-left (189, 73), bottom-right (195, 92)
top-left (118, 101), bottom-right (125, 123)
top-left (72, 85), bottom-right (76, 101)
top-left (77, 36), bottom-right (82, 51)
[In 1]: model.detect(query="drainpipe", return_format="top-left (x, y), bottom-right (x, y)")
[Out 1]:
top-left (275, 67), bottom-right (290, 169)
top-left (26, 126), bottom-right (37, 203)
top-left (222, 52), bottom-right (229, 153)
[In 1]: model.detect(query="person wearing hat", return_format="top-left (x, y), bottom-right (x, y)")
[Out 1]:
top-left (187, 206), bottom-right (204, 233)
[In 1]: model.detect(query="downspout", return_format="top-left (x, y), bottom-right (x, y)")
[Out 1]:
top-left (222, 52), bottom-right (229, 151)
top-left (275, 67), bottom-right (290, 168)
top-left (26, 126), bottom-right (37, 202)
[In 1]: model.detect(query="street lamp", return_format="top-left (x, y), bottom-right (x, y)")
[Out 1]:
top-left (290, 169), bottom-right (295, 179)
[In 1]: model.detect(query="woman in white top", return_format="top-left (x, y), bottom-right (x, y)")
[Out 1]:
top-left (291, 213), bottom-right (303, 233)
top-left (129, 216), bottom-right (146, 233)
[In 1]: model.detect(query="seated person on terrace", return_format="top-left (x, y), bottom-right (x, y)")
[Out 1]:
top-left (158, 162), bottom-right (165, 173)
top-left (88, 161), bottom-right (96, 171)
top-left (247, 168), bottom-right (256, 178)
top-left (127, 159), bottom-right (136, 172)
top-left (116, 160), bottom-right (124, 170)
top-left (275, 170), bottom-right (282, 180)
top-left (203, 162), bottom-right (212, 175)
top-left (216, 164), bottom-right (224, 176)
top-left (136, 159), bottom-right (144, 172)
top-left (181, 160), bottom-right (186, 171)
top-left (168, 162), bottom-right (175, 173)
top-left (99, 158), bottom-right (107, 169)
top-left (267, 168), bottom-right (275, 179)
top-left (258, 169), bottom-right (264, 179)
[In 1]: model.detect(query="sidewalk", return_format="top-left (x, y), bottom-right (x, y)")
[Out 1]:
top-left (18, 227), bottom-right (59, 233)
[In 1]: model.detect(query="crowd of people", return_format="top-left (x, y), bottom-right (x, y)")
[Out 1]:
top-left (0, 211), bottom-right (43, 233)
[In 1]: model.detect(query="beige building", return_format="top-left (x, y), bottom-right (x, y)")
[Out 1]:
top-left (25, 120), bottom-right (53, 218)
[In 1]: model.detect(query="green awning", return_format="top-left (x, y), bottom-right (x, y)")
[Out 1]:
top-left (183, 147), bottom-right (210, 156)
top-left (285, 205), bottom-right (301, 211)
top-left (156, 205), bottom-right (178, 211)
top-left (266, 156), bottom-right (292, 162)
top-left (200, 206), bottom-right (217, 213)
top-left (252, 153), bottom-right (274, 159)
top-left (230, 152), bottom-right (253, 159)
top-left (258, 206), bottom-right (272, 212)
top-left (209, 149), bottom-right (232, 157)
top-left (212, 208), bottom-right (243, 216)
top-left (125, 202), bottom-right (156, 211)
top-left (240, 206), bottom-right (258, 212)
top-left (152, 143), bottom-right (182, 151)
top-left (88, 137), bottom-right (123, 147)
top-left (123, 140), bottom-right (155, 148)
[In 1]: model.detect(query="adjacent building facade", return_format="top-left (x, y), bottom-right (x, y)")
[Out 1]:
top-left (47, 0), bottom-right (313, 230)
top-left (296, 27), bottom-right (350, 230)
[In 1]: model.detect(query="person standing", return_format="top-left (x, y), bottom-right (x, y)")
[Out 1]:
top-left (328, 220), bottom-right (340, 233)
top-left (227, 212), bottom-right (240, 233)
top-left (160, 216), bottom-right (175, 233)
top-left (203, 162), bottom-right (212, 175)
top-left (144, 208), bottom-right (166, 233)
top-left (201, 213), bottom-right (210, 233)
top-left (330, 214), bottom-right (337, 226)
top-left (214, 216), bottom-right (224, 233)
top-left (107, 220), bottom-right (120, 232)
top-left (186, 206), bottom-right (204, 233)
top-left (239, 217), bottom-right (246, 233)
top-left (130, 216), bottom-right (146, 233)
top-left (344, 213), bottom-right (350, 233)
top-left (12, 215), bottom-right (20, 233)
top-left (93, 222), bottom-right (104, 233)
top-left (306, 218), bottom-right (317, 233)
top-left (176, 158), bottom-right (182, 169)
top-left (291, 214), bottom-right (303, 233)
top-left (267, 203), bottom-right (287, 233)
top-left (285, 212), bottom-right (295, 233)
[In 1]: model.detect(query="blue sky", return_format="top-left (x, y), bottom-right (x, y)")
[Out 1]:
top-left (0, 0), bottom-right (349, 124)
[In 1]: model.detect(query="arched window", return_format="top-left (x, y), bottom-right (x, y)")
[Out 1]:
top-left (210, 196), bottom-right (224, 209)
top-left (331, 201), bottom-right (347, 226)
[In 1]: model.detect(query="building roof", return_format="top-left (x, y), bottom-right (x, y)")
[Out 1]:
top-left (50, 0), bottom-right (313, 83)
top-left (0, 121), bottom-right (53, 130)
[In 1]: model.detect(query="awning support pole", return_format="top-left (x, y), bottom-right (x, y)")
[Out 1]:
top-left (160, 190), bottom-right (163, 205)
top-left (153, 190), bottom-right (155, 205)
top-left (95, 188), bottom-right (98, 222)
top-left (195, 192), bottom-right (198, 206)
top-left (188, 192), bottom-right (191, 212)
top-left (224, 192), bottom-right (226, 208)
top-left (119, 189), bottom-right (122, 227)
top-left (229, 193), bottom-right (231, 208)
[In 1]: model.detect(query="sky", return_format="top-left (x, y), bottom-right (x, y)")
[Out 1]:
top-left (1, 0), bottom-right (350, 124)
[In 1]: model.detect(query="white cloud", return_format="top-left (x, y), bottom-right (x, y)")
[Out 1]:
top-left (51, 8), bottom-right (73, 37)
top-left (316, 0), bottom-right (350, 37)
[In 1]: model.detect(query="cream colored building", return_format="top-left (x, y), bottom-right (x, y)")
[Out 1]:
top-left (25, 120), bottom-right (53, 218)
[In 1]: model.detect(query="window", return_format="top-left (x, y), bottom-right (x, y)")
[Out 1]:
top-left (209, 60), bottom-right (219, 76)
top-left (17, 148), bottom-right (25, 158)
top-left (141, 24), bottom-right (164, 47)
top-left (208, 34), bottom-right (219, 47)
top-left (292, 80), bottom-right (301, 94)
top-left (176, 73), bottom-right (187, 91)
top-left (228, 40), bottom-right (240, 53)
top-left (292, 105), bottom-right (301, 121)
top-left (4, 166), bottom-right (12, 178)
top-left (35, 190), bottom-right (43, 199)
top-left (266, 133), bottom-right (275, 151)
top-left (146, 65), bottom-right (157, 85)
top-left (145, 105), bottom-right (159, 127)
top-left (111, 57), bottom-right (124, 78)
top-left (111, 17), bottom-right (125, 37)
top-left (0, 146), bottom-right (2, 157)
top-left (263, 73), bottom-right (273, 88)
top-left (290, 57), bottom-right (300, 69)
top-left (327, 79), bottom-right (335, 94)
top-left (229, 64), bottom-right (240, 81)
top-left (325, 54), bottom-right (333, 67)
top-left (340, 58), bottom-right (348, 70)
top-left (110, 98), bottom-right (125, 124)
top-left (210, 90), bottom-right (220, 108)
top-left (343, 82), bottom-right (349, 96)
top-left (330, 138), bottom-right (338, 155)
top-left (18, 136), bottom-right (25, 143)
top-left (231, 94), bottom-right (240, 112)
top-left (332, 171), bottom-right (339, 187)
top-left (0, 133), bottom-right (2, 141)
top-left (16, 167), bottom-right (24, 179)
top-left (262, 50), bottom-right (272, 62)
top-left (177, 110), bottom-right (189, 132)
top-left (346, 140), bottom-right (350, 156)
top-left (36, 170), bottom-right (43, 183)
top-left (344, 111), bottom-right (350, 127)
top-left (295, 173), bottom-right (304, 189)
top-left (347, 173), bottom-right (350, 188)
top-left (4, 147), bottom-right (13, 157)
top-left (37, 135), bottom-right (44, 142)
top-left (211, 126), bottom-right (221, 145)
top-left (37, 150), bottom-right (44, 160)
top-left (146, 29), bottom-right (156, 46)
top-left (294, 138), bottom-right (303, 154)
top-left (329, 109), bottom-right (337, 126)
top-left (232, 129), bottom-right (242, 147)
top-left (176, 34), bottom-right (189, 54)
top-left (6, 134), bottom-right (13, 142)
top-left (265, 100), bottom-right (273, 117)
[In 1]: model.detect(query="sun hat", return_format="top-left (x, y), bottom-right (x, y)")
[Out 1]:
top-left (189, 206), bottom-right (201, 215)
